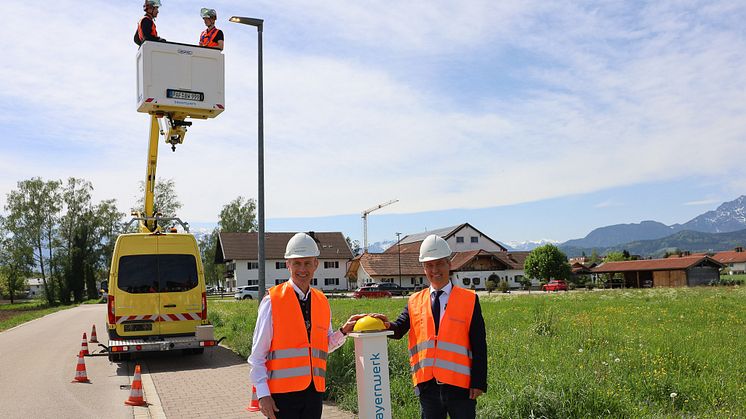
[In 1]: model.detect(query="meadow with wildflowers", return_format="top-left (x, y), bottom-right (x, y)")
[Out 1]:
top-left (210, 286), bottom-right (745, 418)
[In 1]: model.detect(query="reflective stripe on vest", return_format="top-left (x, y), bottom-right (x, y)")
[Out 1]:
top-left (200, 27), bottom-right (219, 48)
top-left (407, 286), bottom-right (476, 389)
top-left (266, 281), bottom-right (330, 393)
top-left (137, 15), bottom-right (158, 43)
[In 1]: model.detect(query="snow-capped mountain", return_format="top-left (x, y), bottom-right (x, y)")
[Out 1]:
top-left (505, 239), bottom-right (560, 251)
top-left (674, 195), bottom-right (746, 233)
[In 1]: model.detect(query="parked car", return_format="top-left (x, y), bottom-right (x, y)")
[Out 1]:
top-left (353, 287), bottom-right (392, 299)
top-left (234, 285), bottom-right (259, 300)
top-left (373, 282), bottom-right (409, 296)
top-left (542, 280), bottom-right (569, 292)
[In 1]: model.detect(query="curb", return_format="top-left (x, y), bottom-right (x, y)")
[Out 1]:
top-left (132, 362), bottom-right (167, 419)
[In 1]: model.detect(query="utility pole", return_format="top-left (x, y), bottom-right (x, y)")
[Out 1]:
top-left (361, 199), bottom-right (398, 252)
top-left (396, 232), bottom-right (402, 287)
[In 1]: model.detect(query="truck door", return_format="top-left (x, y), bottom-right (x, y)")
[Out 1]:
top-left (157, 235), bottom-right (204, 336)
top-left (114, 235), bottom-right (161, 336)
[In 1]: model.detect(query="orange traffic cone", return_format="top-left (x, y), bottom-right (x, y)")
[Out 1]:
top-left (71, 350), bottom-right (90, 383)
top-left (125, 364), bottom-right (147, 406)
top-left (89, 325), bottom-right (99, 343)
top-left (246, 385), bottom-right (260, 411)
top-left (80, 332), bottom-right (90, 356)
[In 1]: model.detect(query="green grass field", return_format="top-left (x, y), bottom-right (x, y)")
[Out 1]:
top-left (209, 287), bottom-right (746, 418)
top-left (0, 299), bottom-right (99, 331)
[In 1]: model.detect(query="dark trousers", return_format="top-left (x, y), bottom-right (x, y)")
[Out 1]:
top-left (418, 379), bottom-right (477, 419)
top-left (272, 384), bottom-right (323, 419)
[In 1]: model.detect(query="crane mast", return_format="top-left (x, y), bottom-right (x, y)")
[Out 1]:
top-left (362, 199), bottom-right (398, 252)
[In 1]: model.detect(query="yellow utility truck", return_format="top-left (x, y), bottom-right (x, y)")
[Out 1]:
top-left (106, 41), bottom-right (224, 361)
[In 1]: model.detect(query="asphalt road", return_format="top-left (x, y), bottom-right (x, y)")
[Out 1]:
top-left (0, 304), bottom-right (132, 419)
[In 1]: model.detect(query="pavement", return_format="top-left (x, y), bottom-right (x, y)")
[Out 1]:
top-left (130, 342), bottom-right (355, 419)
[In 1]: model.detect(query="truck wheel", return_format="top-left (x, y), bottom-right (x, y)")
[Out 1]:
top-left (243, 295), bottom-right (252, 300)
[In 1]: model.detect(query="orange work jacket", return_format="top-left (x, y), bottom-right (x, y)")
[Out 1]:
top-left (199, 27), bottom-right (220, 48)
top-left (137, 15), bottom-right (158, 44)
top-left (266, 281), bottom-right (330, 393)
top-left (408, 285), bottom-right (475, 389)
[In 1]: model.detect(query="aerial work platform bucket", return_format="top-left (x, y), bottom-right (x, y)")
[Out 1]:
top-left (136, 41), bottom-right (225, 120)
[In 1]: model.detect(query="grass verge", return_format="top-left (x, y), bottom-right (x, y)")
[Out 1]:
top-left (0, 299), bottom-right (97, 332)
top-left (209, 287), bottom-right (746, 417)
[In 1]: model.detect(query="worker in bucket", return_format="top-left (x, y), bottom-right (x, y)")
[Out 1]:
top-left (198, 8), bottom-right (224, 50)
top-left (371, 235), bottom-right (488, 419)
top-left (248, 232), bottom-right (365, 419)
top-left (134, 0), bottom-right (165, 46)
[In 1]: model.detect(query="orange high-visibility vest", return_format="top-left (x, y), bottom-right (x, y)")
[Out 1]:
top-left (137, 15), bottom-right (158, 44)
top-left (266, 281), bottom-right (330, 393)
top-left (408, 285), bottom-right (475, 389)
top-left (199, 27), bottom-right (220, 48)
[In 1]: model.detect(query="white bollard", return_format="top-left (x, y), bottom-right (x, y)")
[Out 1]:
top-left (349, 330), bottom-right (395, 419)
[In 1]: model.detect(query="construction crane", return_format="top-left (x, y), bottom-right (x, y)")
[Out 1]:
top-left (362, 199), bottom-right (399, 253)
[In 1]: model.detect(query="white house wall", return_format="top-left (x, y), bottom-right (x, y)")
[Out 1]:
top-left (452, 269), bottom-right (531, 289)
top-left (446, 225), bottom-right (504, 252)
top-left (234, 258), bottom-right (349, 291)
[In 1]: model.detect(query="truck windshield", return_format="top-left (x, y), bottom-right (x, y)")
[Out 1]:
top-left (118, 254), bottom-right (198, 293)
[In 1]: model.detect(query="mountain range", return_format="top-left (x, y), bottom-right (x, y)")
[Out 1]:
top-left (559, 196), bottom-right (746, 257)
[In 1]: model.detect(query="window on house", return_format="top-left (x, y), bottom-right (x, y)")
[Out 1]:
top-left (312, 278), bottom-right (318, 286)
top-left (456, 236), bottom-right (464, 243)
top-left (248, 280), bottom-right (258, 285)
top-left (325, 278), bottom-right (339, 286)
top-left (463, 277), bottom-right (471, 286)
top-left (411, 277), bottom-right (417, 285)
top-left (473, 278), bottom-right (481, 285)
top-left (247, 262), bottom-right (259, 270)
top-left (275, 262), bottom-right (286, 269)
top-left (471, 236), bottom-right (478, 243)
top-left (275, 279), bottom-right (284, 285)
top-left (324, 261), bottom-right (339, 269)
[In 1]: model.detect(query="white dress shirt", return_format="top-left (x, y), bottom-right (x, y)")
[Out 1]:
top-left (248, 279), bottom-right (347, 398)
top-left (430, 281), bottom-right (453, 324)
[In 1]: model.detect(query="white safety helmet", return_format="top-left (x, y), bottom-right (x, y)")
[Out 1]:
top-left (419, 234), bottom-right (452, 262)
top-left (200, 8), bottom-right (217, 19)
top-left (284, 233), bottom-right (320, 259)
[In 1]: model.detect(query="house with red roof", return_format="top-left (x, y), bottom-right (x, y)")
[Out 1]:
top-left (711, 247), bottom-right (746, 274)
top-left (592, 255), bottom-right (723, 287)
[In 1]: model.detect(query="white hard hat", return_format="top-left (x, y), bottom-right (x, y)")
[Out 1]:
top-left (284, 233), bottom-right (320, 259)
top-left (201, 8), bottom-right (216, 19)
top-left (419, 234), bottom-right (451, 262)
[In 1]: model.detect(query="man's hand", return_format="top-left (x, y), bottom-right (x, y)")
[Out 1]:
top-left (259, 395), bottom-right (279, 418)
top-left (469, 388), bottom-right (484, 399)
top-left (368, 313), bottom-right (391, 329)
top-left (341, 314), bottom-right (367, 335)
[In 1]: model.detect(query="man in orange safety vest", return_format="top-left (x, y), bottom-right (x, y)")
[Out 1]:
top-left (248, 232), bottom-right (364, 419)
top-left (372, 235), bottom-right (487, 419)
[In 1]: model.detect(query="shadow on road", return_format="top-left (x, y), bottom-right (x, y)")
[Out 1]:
top-left (111, 345), bottom-right (245, 373)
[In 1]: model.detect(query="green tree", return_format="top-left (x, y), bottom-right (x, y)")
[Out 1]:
top-left (58, 178), bottom-right (93, 303)
top-left (4, 178), bottom-right (62, 305)
top-left (218, 196), bottom-right (257, 232)
top-left (524, 244), bottom-right (572, 282)
top-left (133, 178), bottom-right (183, 229)
top-left (198, 228), bottom-right (223, 287)
top-left (89, 199), bottom-right (124, 298)
top-left (0, 217), bottom-right (34, 303)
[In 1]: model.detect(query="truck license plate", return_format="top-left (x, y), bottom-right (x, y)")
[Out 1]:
top-left (124, 323), bottom-right (153, 332)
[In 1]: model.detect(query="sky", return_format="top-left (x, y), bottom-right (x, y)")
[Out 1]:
top-left (1, 0), bottom-right (745, 246)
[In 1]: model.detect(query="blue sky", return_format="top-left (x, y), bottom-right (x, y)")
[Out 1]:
top-left (1, 1), bottom-right (745, 245)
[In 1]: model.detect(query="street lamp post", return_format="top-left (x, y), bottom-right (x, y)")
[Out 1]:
top-left (396, 232), bottom-right (402, 287)
top-left (229, 16), bottom-right (266, 298)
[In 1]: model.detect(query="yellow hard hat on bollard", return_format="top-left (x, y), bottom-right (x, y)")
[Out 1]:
top-left (353, 316), bottom-right (386, 333)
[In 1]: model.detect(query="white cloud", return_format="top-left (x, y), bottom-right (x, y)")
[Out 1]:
top-left (1, 0), bottom-right (745, 223)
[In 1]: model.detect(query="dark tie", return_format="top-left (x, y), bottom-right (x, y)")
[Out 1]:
top-left (432, 290), bottom-right (443, 334)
